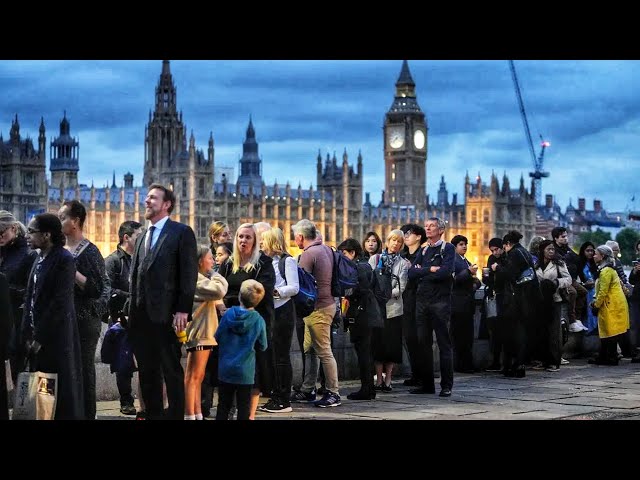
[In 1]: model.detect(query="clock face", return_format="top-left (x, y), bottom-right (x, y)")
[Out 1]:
top-left (388, 126), bottom-right (405, 149)
top-left (413, 129), bottom-right (426, 150)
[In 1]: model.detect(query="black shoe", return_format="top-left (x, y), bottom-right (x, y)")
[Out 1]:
top-left (409, 387), bottom-right (436, 395)
top-left (588, 357), bottom-right (619, 366)
top-left (317, 386), bottom-right (328, 396)
top-left (403, 377), bottom-right (422, 387)
top-left (439, 389), bottom-right (452, 397)
top-left (374, 384), bottom-right (384, 391)
top-left (120, 404), bottom-right (137, 415)
top-left (347, 390), bottom-right (376, 400)
top-left (380, 384), bottom-right (393, 393)
top-left (135, 411), bottom-right (147, 420)
top-left (455, 368), bottom-right (477, 374)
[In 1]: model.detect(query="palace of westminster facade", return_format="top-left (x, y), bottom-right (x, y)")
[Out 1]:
top-left (0, 60), bottom-right (537, 264)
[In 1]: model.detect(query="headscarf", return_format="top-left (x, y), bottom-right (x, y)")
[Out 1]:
top-left (595, 245), bottom-right (615, 270)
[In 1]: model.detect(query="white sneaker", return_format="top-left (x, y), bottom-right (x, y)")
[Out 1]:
top-left (560, 358), bottom-right (570, 365)
top-left (568, 320), bottom-right (587, 333)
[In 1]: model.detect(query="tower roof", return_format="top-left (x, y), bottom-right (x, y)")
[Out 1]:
top-left (396, 60), bottom-right (415, 87)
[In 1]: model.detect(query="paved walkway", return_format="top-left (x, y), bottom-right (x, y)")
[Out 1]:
top-left (97, 358), bottom-right (640, 420)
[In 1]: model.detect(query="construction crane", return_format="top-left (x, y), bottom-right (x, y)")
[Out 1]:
top-left (509, 60), bottom-right (549, 206)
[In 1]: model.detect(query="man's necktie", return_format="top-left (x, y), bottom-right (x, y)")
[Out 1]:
top-left (145, 225), bottom-right (156, 255)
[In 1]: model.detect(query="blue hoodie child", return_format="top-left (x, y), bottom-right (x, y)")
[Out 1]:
top-left (215, 306), bottom-right (267, 385)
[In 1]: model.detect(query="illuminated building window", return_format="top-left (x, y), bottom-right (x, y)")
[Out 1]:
top-left (471, 232), bottom-right (477, 247)
top-left (471, 209), bottom-right (477, 223)
top-left (483, 209), bottom-right (490, 223)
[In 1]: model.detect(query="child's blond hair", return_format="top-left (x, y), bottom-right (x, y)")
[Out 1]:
top-left (239, 279), bottom-right (265, 309)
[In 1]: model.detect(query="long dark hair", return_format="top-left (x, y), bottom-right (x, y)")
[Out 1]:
top-left (503, 230), bottom-right (523, 246)
top-left (578, 241), bottom-right (597, 277)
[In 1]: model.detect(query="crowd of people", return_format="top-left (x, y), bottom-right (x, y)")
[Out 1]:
top-left (1, 183), bottom-right (639, 420)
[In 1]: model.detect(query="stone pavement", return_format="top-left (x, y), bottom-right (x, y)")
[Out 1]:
top-left (97, 358), bottom-right (640, 420)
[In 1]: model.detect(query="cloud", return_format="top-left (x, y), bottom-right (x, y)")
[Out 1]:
top-left (1, 59), bottom-right (638, 214)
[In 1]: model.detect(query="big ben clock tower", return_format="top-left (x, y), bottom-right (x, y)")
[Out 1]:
top-left (383, 60), bottom-right (427, 206)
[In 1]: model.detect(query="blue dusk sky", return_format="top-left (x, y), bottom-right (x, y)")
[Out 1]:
top-left (0, 59), bottom-right (637, 213)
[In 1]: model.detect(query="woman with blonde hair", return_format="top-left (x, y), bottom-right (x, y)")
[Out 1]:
top-left (208, 221), bottom-right (231, 253)
top-left (369, 229), bottom-right (408, 392)
top-left (258, 227), bottom-right (299, 413)
top-left (588, 245), bottom-right (630, 366)
top-left (184, 246), bottom-right (228, 420)
top-left (217, 223), bottom-right (275, 419)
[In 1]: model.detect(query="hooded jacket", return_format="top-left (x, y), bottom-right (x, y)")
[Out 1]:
top-left (215, 306), bottom-right (267, 385)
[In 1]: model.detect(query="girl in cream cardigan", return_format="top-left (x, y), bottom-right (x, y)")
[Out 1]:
top-left (184, 245), bottom-right (228, 420)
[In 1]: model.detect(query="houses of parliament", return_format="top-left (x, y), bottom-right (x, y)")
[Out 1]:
top-left (0, 60), bottom-right (537, 264)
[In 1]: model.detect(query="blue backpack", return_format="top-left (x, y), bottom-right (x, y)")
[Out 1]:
top-left (330, 248), bottom-right (359, 298)
top-left (278, 253), bottom-right (318, 318)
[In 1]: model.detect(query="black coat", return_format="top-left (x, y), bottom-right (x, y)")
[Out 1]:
top-left (499, 244), bottom-right (542, 318)
top-left (452, 255), bottom-right (480, 315)
top-left (345, 257), bottom-right (384, 331)
top-left (104, 246), bottom-right (132, 322)
top-left (21, 246), bottom-right (84, 420)
top-left (218, 252), bottom-right (276, 329)
top-left (0, 272), bottom-right (12, 357)
top-left (0, 237), bottom-right (37, 336)
top-left (0, 272), bottom-right (11, 420)
top-left (129, 218), bottom-right (199, 325)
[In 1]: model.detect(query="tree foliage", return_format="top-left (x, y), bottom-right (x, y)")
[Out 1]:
top-left (574, 228), bottom-right (611, 251)
top-left (616, 228), bottom-right (640, 265)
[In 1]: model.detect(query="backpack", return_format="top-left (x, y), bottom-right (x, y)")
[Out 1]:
top-left (330, 248), bottom-right (359, 298)
top-left (372, 253), bottom-right (398, 304)
top-left (278, 253), bottom-right (318, 318)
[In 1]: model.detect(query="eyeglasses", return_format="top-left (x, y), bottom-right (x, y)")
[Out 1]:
top-left (27, 228), bottom-right (41, 234)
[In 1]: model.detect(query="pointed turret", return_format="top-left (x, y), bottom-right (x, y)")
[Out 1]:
top-left (237, 116), bottom-right (262, 190)
top-left (50, 111), bottom-right (79, 189)
top-left (111, 171), bottom-right (117, 189)
top-left (437, 175), bottom-right (448, 207)
top-left (501, 171), bottom-right (510, 196)
top-left (10, 114), bottom-right (19, 142)
top-left (397, 60), bottom-right (415, 87)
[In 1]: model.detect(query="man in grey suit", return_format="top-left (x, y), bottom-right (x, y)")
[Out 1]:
top-left (129, 184), bottom-right (198, 420)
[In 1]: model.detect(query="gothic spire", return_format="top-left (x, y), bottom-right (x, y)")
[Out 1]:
top-left (396, 60), bottom-right (415, 87)
top-left (154, 60), bottom-right (177, 116)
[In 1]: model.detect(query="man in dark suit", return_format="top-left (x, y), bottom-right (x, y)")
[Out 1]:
top-left (128, 184), bottom-right (198, 420)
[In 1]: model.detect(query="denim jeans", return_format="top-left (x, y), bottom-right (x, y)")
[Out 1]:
top-left (301, 305), bottom-right (339, 395)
